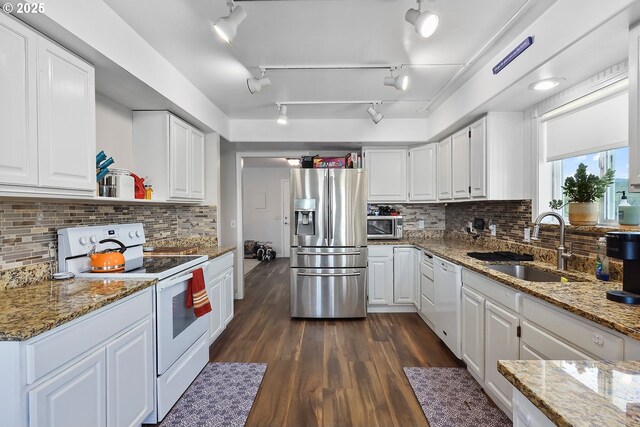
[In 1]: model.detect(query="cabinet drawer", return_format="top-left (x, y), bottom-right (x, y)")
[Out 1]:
top-left (420, 262), bottom-right (434, 281)
top-left (421, 273), bottom-right (434, 301)
top-left (462, 269), bottom-right (520, 312)
top-left (368, 245), bottom-right (393, 257)
top-left (522, 297), bottom-right (623, 360)
top-left (421, 295), bottom-right (435, 325)
top-left (26, 289), bottom-right (152, 384)
top-left (521, 320), bottom-right (592, 360)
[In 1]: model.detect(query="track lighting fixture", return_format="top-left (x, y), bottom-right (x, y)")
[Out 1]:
top-left (213, 1), bottom-right (247, 43)
top-left (405, 0), bottom-right (439, 38)
top-left (367, 104), bottom-right (384, 124)
top-left (384, 68), bottom-right (409, 91)
top-left (247, 69), bottom-right (271, 94)
top-left (277, 105), bottom-right (288, 125)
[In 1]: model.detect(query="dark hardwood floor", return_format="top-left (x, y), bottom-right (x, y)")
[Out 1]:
top-left (209, 258), bottom-right (463, 427)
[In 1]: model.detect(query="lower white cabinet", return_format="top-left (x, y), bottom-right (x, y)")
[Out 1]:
top-left (206, 253), bottom-right (235, 343)
top-left (419, 253), bottom-right (435, 327)
top-left (367, 246), bottom-right (393, 305)
top-left (393, 247), bottom-right (416, 304)
top-left (461, 286), bottom-right (485, 380)
top-left (29, 349), bottom-right (107, 427)
top-left (485, 300), bottom-right (520, 412)
top-left (512, 389), bottom-right (555, 427)
top-left (367, 245), bottom-right (418, 312)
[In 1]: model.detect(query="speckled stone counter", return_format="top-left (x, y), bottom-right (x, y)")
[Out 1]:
top-left (498, 359), bottom-right (640, 427)
top-left (196, 246), bottom-right (235, 260)
top-left (369, 238), bottom-right (640, 340)
top-left (0, 277), bottom-right (156, 341)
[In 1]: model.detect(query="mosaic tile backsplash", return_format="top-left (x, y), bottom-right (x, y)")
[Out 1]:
top-left (369, 203), bottom-right (445, 230)
top-left (0, 201), bottom-right (217, 270)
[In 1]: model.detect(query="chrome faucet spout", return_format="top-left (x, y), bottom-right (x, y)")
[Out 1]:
top-left (533, 211), bottom-right (571, 270)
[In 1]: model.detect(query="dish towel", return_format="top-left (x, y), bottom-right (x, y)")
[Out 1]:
top-left (185, 268), bottom-right (212, 317)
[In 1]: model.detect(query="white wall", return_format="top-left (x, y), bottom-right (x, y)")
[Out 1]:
top-left (96, 94), bottom-right (134, 171)
top-left (242, 167), bottom-right (291, 255)
top-left (219, 142), bottom-right (236, 247)
top-left (204, 133), bottom-right (220, 206)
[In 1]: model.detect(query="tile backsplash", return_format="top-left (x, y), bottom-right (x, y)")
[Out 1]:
top-left (369, 203), bottom-right (445, 230)
top-left (0, 201), bottom-right (217, 270)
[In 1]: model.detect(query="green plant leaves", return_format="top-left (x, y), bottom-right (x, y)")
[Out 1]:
top-left (560, 163), bottom-right (615, 203)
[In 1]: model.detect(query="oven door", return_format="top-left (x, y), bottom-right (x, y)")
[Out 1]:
top-left (156, 267), bottom-right (209, 375)
top-left (367, 217), bottom-right (395, 239)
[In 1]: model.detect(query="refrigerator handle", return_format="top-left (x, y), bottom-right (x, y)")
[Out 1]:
top-left (328, 173), bottom-right (333, 242)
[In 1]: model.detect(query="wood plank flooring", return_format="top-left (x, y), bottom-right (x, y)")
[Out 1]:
top-left (209, 258), bottom-right (463, 427)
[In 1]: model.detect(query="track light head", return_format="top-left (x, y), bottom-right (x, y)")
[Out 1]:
top-left (384, 70), bottom-right (409, 91)
top-left (367, 105), bottom-right (384, 124)
top-left (213, 4), bottom-right (247, 43)
top-left (405, 1), bottom-right (439, 38)
top-left (247, 76), bottom-right (271, 94)
top-left (277, 105), bottom-right (288, 125)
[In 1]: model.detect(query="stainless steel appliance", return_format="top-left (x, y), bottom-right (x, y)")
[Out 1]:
top-left (367, 215), bottom-right (404, 240)
top-left (290, 169), bottom-right (367, 318)
top-left (606, 231), bottom-right (640, 304)
top-left (58, 223), bottom-right (210, 423)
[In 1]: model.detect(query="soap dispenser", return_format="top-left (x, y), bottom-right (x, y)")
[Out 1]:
top-left (618, 191), bottom-right (640, 226)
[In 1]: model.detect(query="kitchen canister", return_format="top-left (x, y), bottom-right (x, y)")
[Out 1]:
top-left (100, 169), bottom-right (135, 199)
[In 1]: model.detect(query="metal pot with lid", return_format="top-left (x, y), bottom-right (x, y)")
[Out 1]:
top-left (88, 238), bottom-right (127, 272)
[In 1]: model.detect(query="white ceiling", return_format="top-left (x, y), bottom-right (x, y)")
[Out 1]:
top-left (103, 0), bottom-right (553, 120)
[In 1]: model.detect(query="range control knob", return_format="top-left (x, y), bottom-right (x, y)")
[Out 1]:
top-left (79, 236), bottom-right (88, 245)
top-left (129, 231), bottom-right (136, 239)
top-left (135, 230), bottom-right (142, 238)
top-left (90, 235), bottom-right (98, 244)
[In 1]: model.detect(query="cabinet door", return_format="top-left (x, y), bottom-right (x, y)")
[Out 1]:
top-left (37, 37), bottom-right (95, 191)
top-left (451, 128), bottom-right (470, 199)
top-left (364, 148), bottom-right (407, 202)
top-left (393, 247), bottom-right (415, 304)
top-left (367, 255), bottom-right (393, 305)
top-left (485, 301), bottom-right (519, 411)
top-left (222, 269), bottom-right (234, 325)
top-left (207, 273), bottom-right (224, 343)
top-left (106, 319), bottom-right (153, 427)
top-left (469, 118), bottom-right (487, 198)
top-left (461, 287), bottom-right (485, 380)
top-left (169, 115), bottom-right (191, 199)
top-left (190, 127), bottom-right (205, 200)
top-left (29, 349), bottom-right (106, 427)
top-left (408, 144), bottom-right (437, 201)
top-left (437, 138), bottom-right (452, 200)
top-left (0, 13), bottom-right (38, 186)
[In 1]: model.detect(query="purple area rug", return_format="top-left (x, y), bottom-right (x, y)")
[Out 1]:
top-left (160, 362), bottom-right (267, 427)
top-left (403, 367), bottom-right (511, 427)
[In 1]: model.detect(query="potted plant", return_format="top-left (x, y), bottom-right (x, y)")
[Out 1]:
top-left (549, 163), bottom-right (615, 226)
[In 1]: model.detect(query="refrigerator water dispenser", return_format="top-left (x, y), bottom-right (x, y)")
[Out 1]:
top-left (294, 198), bottom-right (316, 236)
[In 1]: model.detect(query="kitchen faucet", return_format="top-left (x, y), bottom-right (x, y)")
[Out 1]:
top-left (532, 211), bottom-right (573, 271)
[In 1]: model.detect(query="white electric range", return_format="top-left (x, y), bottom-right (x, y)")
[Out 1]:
top-left (58, 223), bottom-right (210, 423)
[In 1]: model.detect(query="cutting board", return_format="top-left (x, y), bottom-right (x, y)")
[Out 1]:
top-left (146, 247), bottom-right (199, 255)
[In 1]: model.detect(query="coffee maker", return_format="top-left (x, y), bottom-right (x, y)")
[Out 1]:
top-left (606, 232), bottom-right (640, 304)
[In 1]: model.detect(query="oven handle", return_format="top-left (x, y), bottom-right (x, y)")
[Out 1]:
top-left (297, 272), bottom-right (361, 277)
top-left (157, 272), bottom-right (194, 292)
top-left (297, 251), bottom-right (361, 256)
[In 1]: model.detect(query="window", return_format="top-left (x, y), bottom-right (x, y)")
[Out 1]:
top-left (553, 147), bottom-right (640, 224)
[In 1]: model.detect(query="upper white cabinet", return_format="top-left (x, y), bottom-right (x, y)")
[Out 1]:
top-left (437, 137), bottom-right (452, 200)
top-left (629, 23), bottom-right (640, 189)
top-left (469, 118), bottom-right (487, 197)
top-left (409, 144), bottom-right (438, 201)
top-left (363, 148), bottom-right (407, 202)
top-left (0, 13), bottom-right (95, 195)
top-left (133, 111), bottom-right (205, 201)
top-left (451, 128), bottom-right (470, 199)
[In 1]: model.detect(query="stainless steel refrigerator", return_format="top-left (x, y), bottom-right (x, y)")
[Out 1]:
top-left (290, 169), bottom-right (368, 318)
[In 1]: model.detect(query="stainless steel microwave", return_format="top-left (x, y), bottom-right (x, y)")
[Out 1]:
top-left (367, 216), bottom-right (403, 240)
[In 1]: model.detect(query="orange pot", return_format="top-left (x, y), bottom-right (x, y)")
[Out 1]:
top-left (89, 238), bottom-right (126, 272)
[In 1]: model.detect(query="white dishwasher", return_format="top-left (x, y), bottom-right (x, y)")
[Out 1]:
top-left (433, 256), bottom-right (462, 359)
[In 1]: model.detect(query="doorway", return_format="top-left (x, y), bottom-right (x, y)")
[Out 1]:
top-left (281, 179), bottom-right (290, 258)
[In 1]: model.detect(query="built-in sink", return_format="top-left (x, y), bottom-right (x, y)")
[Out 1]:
top-left (487, 264), bottom-right (566, 282)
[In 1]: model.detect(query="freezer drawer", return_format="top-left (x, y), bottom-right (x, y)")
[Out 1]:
top-left (290, 247), bottom-right (367, 268)
top-left (291, 267), bottom-right (367, 318)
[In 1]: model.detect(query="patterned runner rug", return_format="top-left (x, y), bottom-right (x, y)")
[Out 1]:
top-left (403, 367), bottom-right (511, 427)
top-left (161, 362), bottom-right (267, 427)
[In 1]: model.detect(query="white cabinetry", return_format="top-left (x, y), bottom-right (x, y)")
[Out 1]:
top-left (367, 246), bottom-right (393, 305)
top-left (469, 119), bottom-right (487, 197)
top-left (512, 390), bottom-right (555, 427)
top-left (433, 257), bottom-right (462, 358)
top-left (461, 286), bottom-right (485, 380)
top-left (451, 128), bottom-right (470, 199)
top-left (408, 144), bottom-right (438, 201)
top-left (0, 13), bottom-right (95, 196)
top-left (133, 111), bottom-right (205, 201)
top-left (363, 148), bottom-right (407, 202)
top-left (206, 253), bottom-right (235, 343)
top-left (437, 137), bottom-right (452, 200)
top-left (393, 247), bottom-right (416, 304)
top-left (418, 252), bottom-right (435, 328)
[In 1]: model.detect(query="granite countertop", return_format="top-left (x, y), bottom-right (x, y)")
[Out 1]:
top-left (369, 238), bottom-right (640, 340)
top-left (0, 277), bottom-right (157, 341)
top-left (498, 359), bottom-right (640, 427)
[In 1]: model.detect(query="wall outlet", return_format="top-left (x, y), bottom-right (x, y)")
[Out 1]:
top-left (418, 219), bottom-right (425, 229)
top-left (523, 227), bottom-right (531, 242)
top-left (489, 224), bottom-right (497, 236)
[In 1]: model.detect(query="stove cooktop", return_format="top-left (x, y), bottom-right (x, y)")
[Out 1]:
top-left (76, 255), bottom-right (208, 280)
